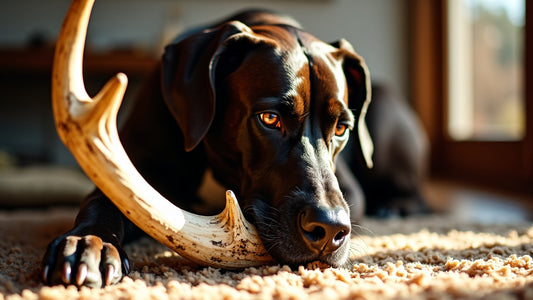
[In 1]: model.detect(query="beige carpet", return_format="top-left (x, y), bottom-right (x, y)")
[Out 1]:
top-left (1, 207), bottom-right (533, 300)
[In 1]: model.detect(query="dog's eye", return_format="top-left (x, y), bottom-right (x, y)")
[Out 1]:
top-left (259, 112), bottom-right (282, 129)
top-left (335, 123), bottom-right (348, 137)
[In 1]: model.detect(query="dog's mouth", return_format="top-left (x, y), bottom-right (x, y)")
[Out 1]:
top-left (243, 198), bottom-right (351, 268)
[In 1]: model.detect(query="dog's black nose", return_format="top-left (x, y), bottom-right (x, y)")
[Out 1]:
top-left (299, 206), bottom-right (351, 254)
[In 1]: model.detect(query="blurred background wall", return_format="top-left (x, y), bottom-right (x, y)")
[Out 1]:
top-left (0, 0), bottom-right (409, 166)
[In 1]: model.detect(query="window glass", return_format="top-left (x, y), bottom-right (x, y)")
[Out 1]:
top-left (447, 0), bottom-right (524, 141)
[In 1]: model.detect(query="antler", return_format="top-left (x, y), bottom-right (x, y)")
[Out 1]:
top-left (52, 0), bottom-right (273, 268)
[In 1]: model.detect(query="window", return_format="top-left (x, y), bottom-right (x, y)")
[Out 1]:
top-left (409, 0), bottom-right (532, 193)
top-left (447, 0), bottom-right (525, 141)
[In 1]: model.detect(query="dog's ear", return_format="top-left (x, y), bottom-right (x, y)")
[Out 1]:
top-left (332, 39), bottom-right (374, 168)
top-left (162, 21), bottom-right (257, 151)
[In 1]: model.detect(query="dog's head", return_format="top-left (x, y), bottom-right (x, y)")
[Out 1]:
top-left (161, 19), bottom-right (371, 267)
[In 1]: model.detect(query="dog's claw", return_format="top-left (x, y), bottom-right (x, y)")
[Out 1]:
top-left (62, 262), bottom-right (72, 284)
top-left (76, 263), bottom-right (88, 286)
top-left (123, 257), bottom-right (130, 275)
top-left (105, 264), bottom-right (115, 286)
top-left (42, 265), bottom-right (49, 283)
top-left (43, 232), bottom-right (129, 287)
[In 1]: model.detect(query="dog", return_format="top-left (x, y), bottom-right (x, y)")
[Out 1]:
top-left (343, 84), bottom-right (429, 217)
top-left (42, 9), bottom-right (428, 288)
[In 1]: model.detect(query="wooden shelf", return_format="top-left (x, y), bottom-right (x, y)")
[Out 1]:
top-left (0, 48), bottom-right (159, 75)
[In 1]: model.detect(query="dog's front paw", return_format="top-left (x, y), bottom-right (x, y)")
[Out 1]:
top-left (42, 234), bottom-right (130, 288)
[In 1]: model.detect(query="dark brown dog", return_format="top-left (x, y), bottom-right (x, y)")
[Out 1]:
top-left (42, 9), bottom-right (427, 288)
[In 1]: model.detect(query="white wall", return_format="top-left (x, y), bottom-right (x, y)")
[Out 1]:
top-left (0, 0), bottom-right (409, 97)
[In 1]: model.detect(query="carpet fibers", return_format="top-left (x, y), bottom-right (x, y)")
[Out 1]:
top-left (1, 207), bottom-right (533, 299)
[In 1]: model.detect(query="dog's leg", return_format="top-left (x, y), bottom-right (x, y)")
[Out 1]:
top-left (42, 190), bottom-right (133, 287)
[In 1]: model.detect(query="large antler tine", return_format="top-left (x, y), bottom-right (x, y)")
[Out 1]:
top-left (52, 0), bottom-right (93, 118)
top-left (52, 0), bottom-right (127, 130)
top-left (52, 0), bottom-right (273, 268)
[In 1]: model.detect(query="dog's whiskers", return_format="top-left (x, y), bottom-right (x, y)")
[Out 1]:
top-left (350, 223), bottom-right (375, 236)
top-left (244, 201), bottom-right (283, 249)
top-left (345, 238), bottom-right (368, 267)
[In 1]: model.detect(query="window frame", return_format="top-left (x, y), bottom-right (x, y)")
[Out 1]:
top-left (408, 0), bottom-right (533, 193)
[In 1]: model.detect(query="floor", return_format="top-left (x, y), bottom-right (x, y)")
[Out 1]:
top-left (424, 179), bottom-right (533, 225)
